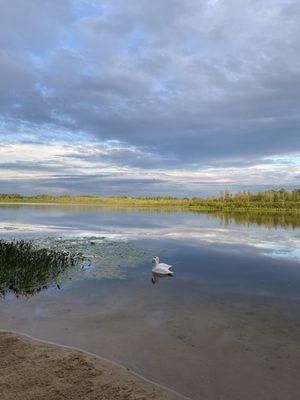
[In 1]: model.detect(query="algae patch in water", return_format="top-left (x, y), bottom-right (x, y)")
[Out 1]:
top-left (34, 237), bottom-right (154, 280)
top-left (0, 237), bottom-right (154, 297)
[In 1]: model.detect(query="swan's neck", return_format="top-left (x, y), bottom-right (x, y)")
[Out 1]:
top-left (152, 258), bottom-right (159, 267)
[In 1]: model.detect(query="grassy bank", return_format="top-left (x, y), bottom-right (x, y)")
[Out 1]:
top-left (0, 189), bottom-right (300, 212)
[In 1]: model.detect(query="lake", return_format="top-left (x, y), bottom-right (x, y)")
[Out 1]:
top-left (0, 204), bottom-right (300, 400)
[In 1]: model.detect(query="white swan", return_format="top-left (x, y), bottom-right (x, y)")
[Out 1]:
top-left (151, 256), bottom-right (173, 284)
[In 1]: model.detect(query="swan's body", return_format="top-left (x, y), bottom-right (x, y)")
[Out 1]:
top-left (151, 257), bottom-right (173, 284)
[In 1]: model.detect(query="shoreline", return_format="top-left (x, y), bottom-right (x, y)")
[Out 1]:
top-left (0, 330), bottom-right (192, 400)
top-left (0, 200), bottom-right (299, 214)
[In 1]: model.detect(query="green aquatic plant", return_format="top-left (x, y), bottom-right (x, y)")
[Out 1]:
top-left (0, 240), bottom-right (74, 297)
top-left (0, 238), bottom-right (155, 297)
top-left (34, 237), bottom-right (154, 280)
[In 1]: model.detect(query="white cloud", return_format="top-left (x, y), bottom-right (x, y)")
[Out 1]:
top-left (0, 0), bottom-right (299, 194)
top-left (0, 141), bottom-right (299, 194)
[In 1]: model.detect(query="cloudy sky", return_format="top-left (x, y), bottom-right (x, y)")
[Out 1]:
top-left (0, 0), bottom-right (299, 196)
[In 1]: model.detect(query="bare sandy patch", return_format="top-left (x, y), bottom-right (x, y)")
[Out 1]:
top-left (0, 332), bottom-right (184, 400)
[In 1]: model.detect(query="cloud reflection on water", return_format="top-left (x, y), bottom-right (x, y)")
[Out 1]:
top-left (0, 217), bottom-right (299, 262)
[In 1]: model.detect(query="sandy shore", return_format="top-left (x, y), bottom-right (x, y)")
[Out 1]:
top-left (0, 332), bottom-right (186, 400)
top-left (2, 281), bottom-right (300, 400)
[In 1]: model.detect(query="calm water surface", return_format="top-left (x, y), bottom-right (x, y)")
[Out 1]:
top-left (1, 204), bottom-right (300, 400)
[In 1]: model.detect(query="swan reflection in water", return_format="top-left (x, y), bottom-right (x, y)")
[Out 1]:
top-left (151, 256), bottom-right (174, 285)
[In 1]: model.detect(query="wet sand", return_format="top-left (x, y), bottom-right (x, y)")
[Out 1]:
top-left (0, 331), bottom-right (184, 400)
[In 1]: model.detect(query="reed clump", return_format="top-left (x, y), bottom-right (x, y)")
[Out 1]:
top-left (0, 240), bottom-right (74, 297)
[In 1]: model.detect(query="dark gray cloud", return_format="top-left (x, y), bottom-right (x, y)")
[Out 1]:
top-left (0, 161), bottom-right (73, 172)
top-left (0, 0), bottom-right (299, 193)
top-left (0, 174), bottom-right (167, 197)
top-left (0, 174), bottom-right (296, 197)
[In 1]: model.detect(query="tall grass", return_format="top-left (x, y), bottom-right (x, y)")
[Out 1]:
top-left (0, 240), bottom-right (74, 297)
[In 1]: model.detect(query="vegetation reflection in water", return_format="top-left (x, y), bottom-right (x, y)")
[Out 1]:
top-left (0, 238), bottom-right (154, 298)
top-left (205, 211), bottom-right (300, 229)
top-left (1, 203), bottom-right (300, 230)
top-left (0, 240), bottom-right (74, 297)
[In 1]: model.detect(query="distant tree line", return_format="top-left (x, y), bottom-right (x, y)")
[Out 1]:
top-left (0, 189), bottom-right (300, 212)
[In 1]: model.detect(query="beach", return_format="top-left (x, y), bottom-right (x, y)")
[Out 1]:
top-left (0, 332), bottom-right (183, 400)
